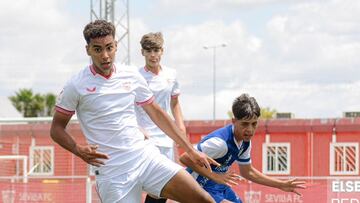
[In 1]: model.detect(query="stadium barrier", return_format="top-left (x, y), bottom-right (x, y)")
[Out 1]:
top-left (1, 176), bottom-right (360, 202)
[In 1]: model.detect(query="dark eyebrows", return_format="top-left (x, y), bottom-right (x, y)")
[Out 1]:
top-left (92, 45), bottom-right (102, 48)
top-left (90, 42), bottom-right (114, 48)
top-left (239, 120), bottom-right (258, 125)
top-left (144, 47), bottom-right (160, 51)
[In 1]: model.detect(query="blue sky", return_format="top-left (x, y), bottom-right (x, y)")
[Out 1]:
top-left (1, 0), bottom-right (360, 119)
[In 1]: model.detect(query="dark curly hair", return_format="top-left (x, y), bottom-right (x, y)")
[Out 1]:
top-left (83, 20), bottom-right (116, 44)
top-left (232, 94), bottom-right (261, 120)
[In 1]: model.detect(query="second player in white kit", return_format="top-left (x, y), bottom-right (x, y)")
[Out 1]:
top-left (136, 32), bottom-right (187, 203)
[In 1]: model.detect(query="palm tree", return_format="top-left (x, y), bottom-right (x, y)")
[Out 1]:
top-left (30, 93), bottom-right (45, 117)
top-left (44, 93), bottom-right (56, 116)
top-left (9, 88), bottom-right (35, 117)
top-left (8, 89), bottom-right (57, 117)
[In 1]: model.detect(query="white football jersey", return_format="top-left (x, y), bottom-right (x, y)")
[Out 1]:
top-left (135, 66), bottom-right (180, 147)
top-left (55, 64), bottom-right (154, 179)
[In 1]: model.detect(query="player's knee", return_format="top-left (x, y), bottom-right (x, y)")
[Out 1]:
top-left (198, 191), bottom-right (215, 203)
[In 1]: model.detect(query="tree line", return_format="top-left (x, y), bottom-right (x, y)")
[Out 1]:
top-left (9, 88), bottom-right (56, 117)
top-left (9, 88), bottom-right (277, 119)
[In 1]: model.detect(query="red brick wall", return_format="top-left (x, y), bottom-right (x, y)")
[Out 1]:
top-left (1, 118), bottom-right (360, 177)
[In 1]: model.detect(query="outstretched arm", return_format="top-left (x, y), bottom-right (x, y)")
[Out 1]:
top-left (50, 111), bottom-right (109, 166)
top-left (180, 152), bottom-right (240, 187)
top-left (143, 102), bottom-right (219, 170)
top-left (239, 164), bottom-right (306, 196)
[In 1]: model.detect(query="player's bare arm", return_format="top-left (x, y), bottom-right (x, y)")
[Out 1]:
top-left (50, 111), bottom-right (109, 166)
top-left (239, 164), bottom-right (306, 196)
top-left (142, 101), bottom-right (219, 170)
top-left (170, 96), bottom-right (186, 134)
top-left (180, 153), bottom-right (239, 187)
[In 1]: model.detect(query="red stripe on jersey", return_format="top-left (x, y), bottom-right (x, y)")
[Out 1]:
top-left (90, 65), bottom-right (97, 76)
top-left (89, 64), bottom-right (116, 79)
top-left (136, 96), bottom-right (155, 106)
top-left (55, 106), bottom-right (75, 116)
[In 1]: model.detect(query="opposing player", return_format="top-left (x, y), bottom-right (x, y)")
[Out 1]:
top-left (50, 20), bottom-right (218, 203)
top-left (180, 94), bottom-right (306, 203)
top-left (135, 32), bottom-right (186, 203)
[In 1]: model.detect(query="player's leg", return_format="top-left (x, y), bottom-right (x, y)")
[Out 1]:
top-left (206, 189), bottom-right (226, 203)
top-left (160, 169), bottom-right (215, 203)
top-left (223, 187), bottom-right (242, 203)
top-left (144, 146), bottom-right (173, 203)
top-left (141, 147), bottom-right (214, 203)
top-left (203, 186), bottom-right (242, 203)
top-left (96, 173), bottom-right (142, 203)
top-left (97, 181), bottom-right (142, 203)
top-left (118, 184), bottom-right (142, 203)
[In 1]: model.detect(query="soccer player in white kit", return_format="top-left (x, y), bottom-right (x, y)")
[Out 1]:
top-left (50, 20), bottom-right (217, 203)
top-left (135, 32), bottom-right (186, 203)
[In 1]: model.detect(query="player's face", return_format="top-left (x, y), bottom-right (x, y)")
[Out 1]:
top-left (86, 35), bottom-right (117, 76)
top-left (142, 48), bottom-right (163, 69)
top-left (232, 116), bottom-right (258, 142)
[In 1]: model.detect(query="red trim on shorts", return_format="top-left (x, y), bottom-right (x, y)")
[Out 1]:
top-left (136, 96), bottom-right (155, 106)
top-left (55, 106), bottom-right (75, 115)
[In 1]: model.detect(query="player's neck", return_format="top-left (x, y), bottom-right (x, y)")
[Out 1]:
top-left (145, 65), bottom-right (161, 75)
top-left (92, 64), bottom-right (113, 77)
top-left (234, 135), bottom-right (243, 144)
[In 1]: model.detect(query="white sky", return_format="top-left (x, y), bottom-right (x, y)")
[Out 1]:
top-left (1, 0), bottom-right (359, 119)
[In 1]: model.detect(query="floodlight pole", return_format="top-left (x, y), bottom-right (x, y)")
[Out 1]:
top-left (203, 44), bottom-right (227, 123)
top-left (90, 0), bottom-right (130, 65)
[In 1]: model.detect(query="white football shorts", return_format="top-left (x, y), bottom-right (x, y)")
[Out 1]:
top-left (95, 144), bottom-right (182, 203)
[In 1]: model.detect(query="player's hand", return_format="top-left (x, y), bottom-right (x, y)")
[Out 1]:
top-left (188, 150), bottom-right (220, 172)
top-left (279, 178), bottom-right (307, 196)
top-left (213, 172), bottom-right (241, 187)
top-left (75, 144), bottom-right (109, 167)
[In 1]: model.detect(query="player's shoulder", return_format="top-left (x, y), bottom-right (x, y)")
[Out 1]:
top-left (161, 65), bottom-right (177, 79)
top-left (199, 136), bottom-right (228, 158)
top-left (204, 137), bottom-right (227, 147)
top-left (137, 66), bottom-right (149, 77)
top-left (115, 63), bottom-right (138, 72)
top-left (212, 125), bottom-right (232, 137)
top-left (114, 63), bottom-right (142, 76)
top-left (201, 130), bottom-right (227, 147)
top-left (137, 66), bottom-right (146, 72)
top-left (67, 65), bottom-right (91, 85)
top-left (161, 65), bottom-right (176, 74)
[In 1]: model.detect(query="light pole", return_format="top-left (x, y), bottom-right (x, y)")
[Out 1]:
top-left (203, 43), bottom-right (227, 123)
